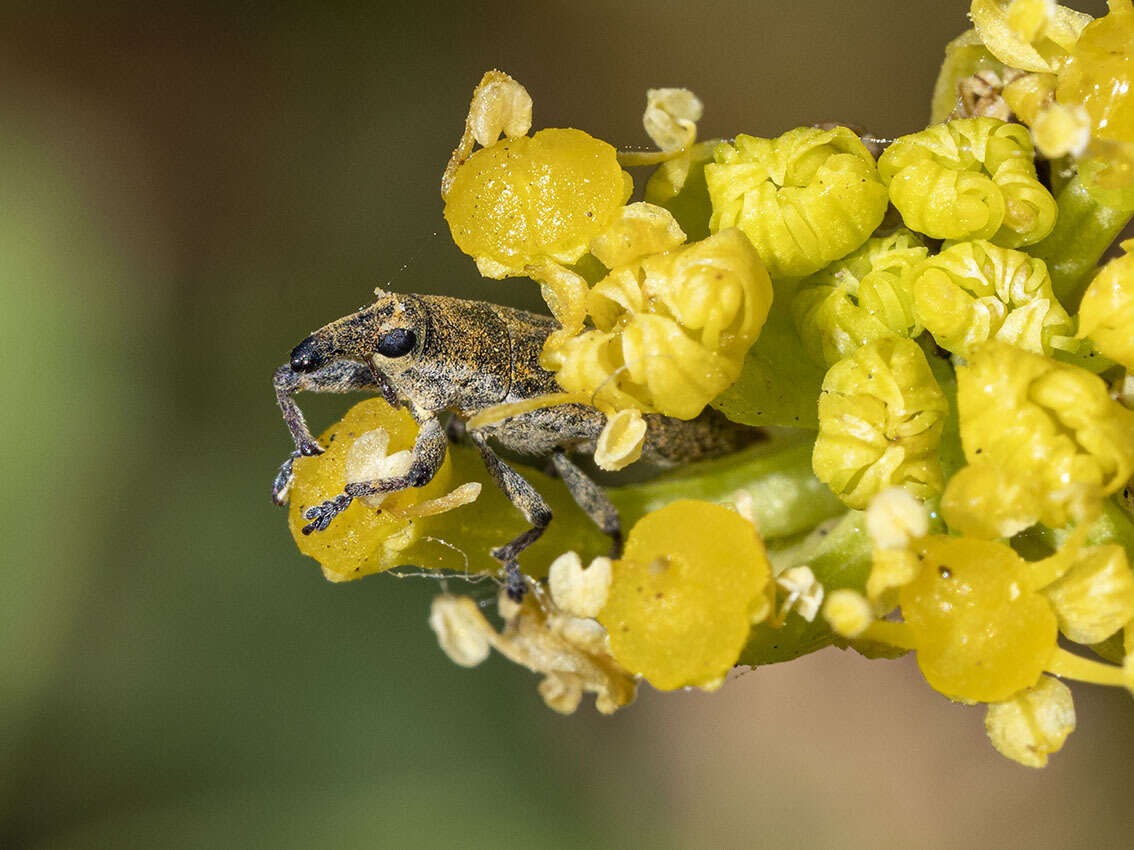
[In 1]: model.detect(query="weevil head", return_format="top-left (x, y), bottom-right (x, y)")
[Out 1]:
top-left (290, 291), bottom-right (428, 373)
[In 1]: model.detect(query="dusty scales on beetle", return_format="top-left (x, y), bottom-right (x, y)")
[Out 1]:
top-left (272, 289), bottom-right (758, 598)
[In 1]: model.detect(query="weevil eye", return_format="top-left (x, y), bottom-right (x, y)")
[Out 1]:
top-left (376, 328), bottom-right (417, 358)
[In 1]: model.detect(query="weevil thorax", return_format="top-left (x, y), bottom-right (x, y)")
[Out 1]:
top-left (366, 291), bottom-right (517, 416)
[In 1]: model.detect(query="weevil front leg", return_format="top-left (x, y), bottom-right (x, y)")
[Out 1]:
top-left (271, 360), bottom-right (378, 504)
top-left (469, 430), bottom-right (552, 601)
top-left (301, 415), bottom-right (448, 534)
top-left (551, 449), bottom-right (622, 558)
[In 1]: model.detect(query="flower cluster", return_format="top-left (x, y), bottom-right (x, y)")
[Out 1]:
top-left (283, 0), bottom-right (1134, 768)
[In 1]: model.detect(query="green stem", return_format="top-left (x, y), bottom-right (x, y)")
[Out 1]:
top-left (611, 435), bottom-right (844, 540)
top-left (737, 510), bottom-right (874, 666)
top-left (1028, 174), bottom-right (1133, 311)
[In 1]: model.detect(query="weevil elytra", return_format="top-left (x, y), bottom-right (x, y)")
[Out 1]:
top-left (273, 290), bottom-right (759, 598)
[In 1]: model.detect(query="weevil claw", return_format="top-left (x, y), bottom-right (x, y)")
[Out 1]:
top-left (271, 451), bottom-right (301, 506)
top-left (503, 561), bottom-right (527, 601)
top-left (301, 493), bottom-right (353, 534)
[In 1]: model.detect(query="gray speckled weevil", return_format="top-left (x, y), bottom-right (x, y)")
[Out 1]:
top-left (273, 289), bottom-right (757, 597)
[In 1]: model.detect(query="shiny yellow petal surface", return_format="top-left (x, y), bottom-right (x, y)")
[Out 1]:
top-left (288, 399), bottom-right (457, 581)
top-left (901, 535), bottom-right (1057, 702)
top-left (444, 128), bottom-right (629, 278)
top-left (598, 500), bottom-right (770, 691)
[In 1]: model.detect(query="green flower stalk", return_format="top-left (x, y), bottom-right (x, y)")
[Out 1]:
top-left (282, 0), bottom-right (1134, 768)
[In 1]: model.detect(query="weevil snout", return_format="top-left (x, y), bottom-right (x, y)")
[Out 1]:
top-left (289, 336), bottom-right (327, 373)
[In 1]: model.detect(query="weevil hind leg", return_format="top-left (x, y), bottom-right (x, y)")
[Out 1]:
top-left (469, 430), bottom-right (553, 600)
top-left (551, 449), bottom-right (622, 558)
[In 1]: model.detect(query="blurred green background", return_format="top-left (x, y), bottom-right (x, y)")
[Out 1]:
top-left (3, 1), bottom-right (1132, 847)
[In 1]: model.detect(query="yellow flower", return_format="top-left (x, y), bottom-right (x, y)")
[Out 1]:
top-left (1077, 238), bottom-right (1134, 369)
top-left (598, 500), bottom-right (771, 691)
top-left (813, 338), bottom-right (949, 510)
top-left (907, 239), bottom-right (1072, 357)
top-left (288, 399), bottom-right (459, 581)
top-left (860, 526), bottom-right (1131, 705)
top-left (792, 229), bottom-right (928, 366)
top-left (950, 341), bottom-right (1134, 530)
top-left (878, 118), bottom-right (1057, 247)
top-left (289, 400), bottom-right (613, 581)
top-left (705, 126), bottom-right (889, 278)
top-left (549, 228), bottom-right (772, 420)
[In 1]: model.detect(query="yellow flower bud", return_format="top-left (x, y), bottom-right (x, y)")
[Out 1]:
top-left (823, 589), bottom-right (875, 639)
top-left (429, 595), bottom-right (494, 667)
top-left (548, 552), bottom-right (613, 619)
top-left (705, 126), bottom-right (889, 278)
top-left (878, 118), bottom-right (1057, 247)
top-left (792, 229), bottom-right (928, 366)
top-left (1077, 239), bottom-right (1134, 370)
top-left (908, 240), bottom-right (1071, 357)
top-left (985, 676), bottom-right (1076, 768)
top-left (813, 338), bottom-right (949, 510)
top-left (955, 341), bottom-right (1134, 529)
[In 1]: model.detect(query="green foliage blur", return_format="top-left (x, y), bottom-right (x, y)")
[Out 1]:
top-left (2, 1), bottom-right (1131, 848)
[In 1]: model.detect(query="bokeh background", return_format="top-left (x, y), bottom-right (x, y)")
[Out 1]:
top-left (4, 1), bottom-right (1132, 847)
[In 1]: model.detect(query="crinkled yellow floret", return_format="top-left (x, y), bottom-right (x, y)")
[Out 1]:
top-left (705, 126), bottom-right (889, 278)
top-left (444, 127), bottom-right (631, 278)
top-left (985, 676), bottom-right (1076, 767)
top-left (598, 500), bottom-right (771, 691)
top-left (288, 399), bottom-right (457, 581)
top-left (953, 341), bottom-right (1134, 530)
top-left (1077, 238), bottom-right (1134, 369)
top-left (878, 118), bottom-right (1057, 247)
top-left (900, 535), bottom-right (1058, 702)
top-left (548, 228), bottom-right (772, 420)
top-left (907, 239), bottom-right (1072, 356)
top-left (813, 338), bottom-right (949, 510)
top-left (792, 229), bottom-right (928, 366)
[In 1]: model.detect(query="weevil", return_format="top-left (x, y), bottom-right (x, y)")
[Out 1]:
top-left (273, 290), bottom-right (758, 598)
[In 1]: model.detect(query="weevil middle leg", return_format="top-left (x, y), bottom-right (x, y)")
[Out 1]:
top-left (550, 449), bottom-right (622, 558)
top-left (469, 430), bottom-right (553, 600)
